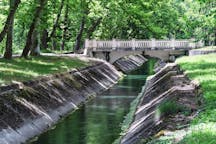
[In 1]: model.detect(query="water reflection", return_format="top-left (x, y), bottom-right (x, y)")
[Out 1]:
top-left (31, 59), bottom-right (156, 144)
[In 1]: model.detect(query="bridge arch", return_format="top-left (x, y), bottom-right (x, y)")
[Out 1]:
top-left (88, 50), bottom-right (186, 63)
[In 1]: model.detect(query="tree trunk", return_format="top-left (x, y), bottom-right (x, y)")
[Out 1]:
top-left (3, 0), bottom-right (20, 59)
top-left (47, 0), bottom-right (64, 44)
top-left (30, 29), bottom-right (40, 56)
top-left (61, 3), bottom-right (69, 51)
top-left (41, 29), bottom-right (48, 49)
top-left (0, 0), bottom-right (20, 43)
top-left (3, 12), bottom-right (14, 59)
top-left (74, 16), bottom-right (85, 52)
top-left (21, 0), bottom-right (47, 58)
top-left (87, 17), bottom-right (102, 39)
top-left (52, 39), bottom-right (57, 50)
top-left (74, 0), bottom-right (91, 53)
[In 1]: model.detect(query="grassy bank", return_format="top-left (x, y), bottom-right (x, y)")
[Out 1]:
top-left (0, 56), bottom-right (89, 86)
top-left (176, 53), bottom-right (216, 144)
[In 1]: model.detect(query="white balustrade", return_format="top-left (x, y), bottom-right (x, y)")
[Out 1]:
top-left (85, 39), bottom-right (202, 50)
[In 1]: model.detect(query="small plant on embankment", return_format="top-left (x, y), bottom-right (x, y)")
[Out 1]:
top-left (158, 100), bottom-right (185, 116)
top-left (0, 56), bottom-right (89, 85)
top-left (175, 53), bottom-right (216, 143)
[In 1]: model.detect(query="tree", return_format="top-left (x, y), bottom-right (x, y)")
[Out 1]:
top-left (0, 0), bottom-right (20, 43)
top-left (21, 0), bottom-right (47, 58)
top-left (45, 0), bottom-right (65, 49)
top-left (0, 0), bottom-right (21, 59)
top-left (61, 0), bottom-right (69, 51)
top-left (73, 0), bottom-right (90, 52)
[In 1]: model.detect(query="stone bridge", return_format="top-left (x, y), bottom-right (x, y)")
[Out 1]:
top-left (84, 39), bottom-right (204, 63)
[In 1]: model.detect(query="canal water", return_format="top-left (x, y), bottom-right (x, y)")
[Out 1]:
top-left (31, 59), bottom-right (156, 144)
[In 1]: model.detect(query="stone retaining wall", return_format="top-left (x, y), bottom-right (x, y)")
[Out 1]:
top-left (189, 49), bottom-right (216, 56)
top-left (120, 63), bottom-right (201, 144)
top-left (113, 54), bottom-right (147, 73)
top-left (0, 61), bottom-right (122, 144)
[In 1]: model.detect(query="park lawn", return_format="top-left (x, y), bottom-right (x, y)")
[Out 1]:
top-left (176, 53), bottom-right (216, 144)
top-left (0, 56), bottom-right (89, 86)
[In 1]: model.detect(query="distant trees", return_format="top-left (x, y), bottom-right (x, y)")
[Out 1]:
top-left (0, 0), bottom-right (215, 59)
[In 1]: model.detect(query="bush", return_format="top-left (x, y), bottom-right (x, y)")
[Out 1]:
top-left (158, 100), bottom-right (184, 116)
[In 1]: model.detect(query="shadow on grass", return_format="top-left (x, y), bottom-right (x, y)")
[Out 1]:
top-left (176, 54), bottom-right (216, 143)
top-left (0, 56), bottom-right (88, 85)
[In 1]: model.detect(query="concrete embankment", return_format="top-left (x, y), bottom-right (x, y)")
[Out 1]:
top-left (0, 60), bottom-right (122, 144)
top-left (114, 54), bottom-right (147, 73)
top-left (120, 63), bottom-right (201, 144)
top-left (189, 49), bottom-right (216, 56)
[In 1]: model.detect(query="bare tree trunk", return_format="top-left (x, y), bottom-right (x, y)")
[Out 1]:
top-left (3, 12), bottom-right (14, 59)
top-left (61, 3), bottom-right (69, 51)
top-left (74, 16), bottom-right (85, 52)
top-left (21, 0), bottom-right (47, 58)
top-left (47, 0), bottom-right (64, 44)
top-left (41, 29), bottom-right (48, 49)
top-left (3, 0), bottom-right (20, 59)
top-left (0, 0), bottom-right (20, 43)
top-left (52, 39), bottom-right (57, 50)
top-left (74, 0), bottom-right (91, 53)
top-left (30, 29), bottom-right (40, 56)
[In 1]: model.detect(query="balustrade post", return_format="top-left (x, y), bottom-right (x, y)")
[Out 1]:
top-left (132, 39), bottom-right (136, 50)
top-left (189, 38), bottom-right (196, 48)
top-left (171, 38), bottom-right (175, 49)
top-left (93, 39), bottom-right (97, 47)
top-left (85, 39), bottom-right (89, 48)
top-left (151, 38), bottom-right (156, 49)
top-left (112, 39), bottom-right (116, 50)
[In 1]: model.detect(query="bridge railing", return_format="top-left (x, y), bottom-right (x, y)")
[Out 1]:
top-left (85, 39), bottom-right (204, 50)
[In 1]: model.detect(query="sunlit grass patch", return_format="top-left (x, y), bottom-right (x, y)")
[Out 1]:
top-left (176, 54), bottom-right (216, 143)
top-left (0, 56), bottom-right (89, 85)
top-left (179, 123), bottom-right (216, 144)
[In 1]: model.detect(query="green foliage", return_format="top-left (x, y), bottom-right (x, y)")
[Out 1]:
top-left (177, 54), bottom-right (216, 123)
top-left (0, 0), bottom-right (215, 55)
top-left (0, 56), bottom-right (89, 85)
top-left (176, 53), bottom-right (216, 143)
top-left (158, 100), bottom-right (184, 116)
top-left (178, 123), bottom-right (216, 144)
top-left (179, 131), bottom-right (216, 144)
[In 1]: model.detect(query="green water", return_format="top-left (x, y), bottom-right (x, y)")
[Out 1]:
top-left (31, 59), bottom-right (156, 144)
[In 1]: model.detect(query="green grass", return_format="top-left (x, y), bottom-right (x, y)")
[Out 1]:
top-left (0, 56), bottom-right (89, 85)
top-left (176, 53), bottom-right (216, 144)
top-left (158, 100), bottom-right (185, 116)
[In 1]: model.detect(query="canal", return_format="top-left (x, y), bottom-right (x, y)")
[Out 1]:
top-left (30, 59), bottom-right (156, 144)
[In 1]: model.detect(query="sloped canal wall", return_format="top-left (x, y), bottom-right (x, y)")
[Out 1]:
top-left (120, 63), bottom-right (201, 144)
top-left (0, 61), bottom-right (122, 144)
top-left (114, 54), bottom-right (147, 73)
